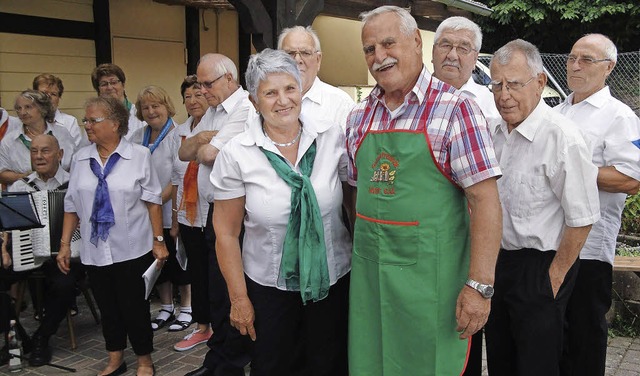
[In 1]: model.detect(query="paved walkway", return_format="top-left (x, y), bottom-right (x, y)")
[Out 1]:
top-left (2, 296), bottom-right (639, 375)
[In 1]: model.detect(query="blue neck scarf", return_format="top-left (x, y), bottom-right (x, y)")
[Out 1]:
top-left (142, 119), bottom-right (173, 154)
top-left (89, 153), bottom-right (122, 246)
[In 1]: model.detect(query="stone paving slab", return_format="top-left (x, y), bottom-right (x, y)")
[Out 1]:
top-left (1, 297), bottom-right (638, 375)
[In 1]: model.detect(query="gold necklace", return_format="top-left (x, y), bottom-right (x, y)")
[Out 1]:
top-left (25, 125), bottom-right (44, 137)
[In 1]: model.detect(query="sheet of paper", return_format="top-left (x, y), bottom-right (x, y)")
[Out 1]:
top-left (142, 259), bottom-right (161, 300)
top-left (176, 236), bottom-right (188, 271)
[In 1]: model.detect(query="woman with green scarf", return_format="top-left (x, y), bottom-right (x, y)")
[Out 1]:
top-left (211, 48), bottom-right (352, 376)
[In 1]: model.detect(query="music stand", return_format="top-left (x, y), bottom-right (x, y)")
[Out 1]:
top-left (0, 192), bottom-right (44, 231)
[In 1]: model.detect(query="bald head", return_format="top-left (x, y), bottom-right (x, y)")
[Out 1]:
top-left (196, 53), bottom-right (240, 107)
top-left (30, 134), bottom-right (63, 181)
top-left (567, 33), bottom-right (617, 103)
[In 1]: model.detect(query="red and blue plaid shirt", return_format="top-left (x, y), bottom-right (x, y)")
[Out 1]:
top-left (346, 66), bottom-right (501, 189)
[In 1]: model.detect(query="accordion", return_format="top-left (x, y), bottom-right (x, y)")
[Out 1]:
top-left (11, 190), bottom-right (81, 272)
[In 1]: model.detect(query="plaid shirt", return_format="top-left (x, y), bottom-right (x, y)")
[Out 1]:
top-left (346, 66), bottom-right (501, 189)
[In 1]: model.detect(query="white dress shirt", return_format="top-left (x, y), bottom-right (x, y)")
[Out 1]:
top-left (129, 122), bottom-right (180, 229)
top-left (555, 87), bottom-right (640, 264)
top-left (172, 117), bottom-right (210, 228)
top-left (211, 113), bottom-right (352, 290)
top-left (0, 123), bottom-right (76, 183)
top-left (64, 139), bottom-right (162, 267)
top-left (124, 105), bottom-right (146, 140)
top-left (54, 109), bottom-right (86, 147)
top-left (493, 99), bottom-right (601, 251)
top-left (302, 77), bottom-right (355, 132)
top-left (459, 76), bottom-right (502, 132)
top-left (195, 87), bottom-right (255, 203)
top-left (9, 168), bottom-right (69, 193)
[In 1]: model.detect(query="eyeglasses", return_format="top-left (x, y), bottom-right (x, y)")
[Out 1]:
top-left (489, 77), bottom-right (536, 93)
top-left (198, 74), bottom-right (225, 89)
top-left (434, 42), bottom-right (476, 56)
top-left (284, 50), bottom-right (318, 59)
top-left (82, 117), bottom-right (107, 126)
top-left (566, 56), bottom-right (611, 66)
top-left (98, 79), bottom-right (121, 88)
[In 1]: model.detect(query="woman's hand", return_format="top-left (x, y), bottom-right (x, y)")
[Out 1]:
top-left (57, 244), bottom-right (72, 274)
top-left (152, 241), bottom-right (169, 270)
top-left (230, 296), bottom-right (256, 341)
top-left (170, 220), bottom-right (179, 239)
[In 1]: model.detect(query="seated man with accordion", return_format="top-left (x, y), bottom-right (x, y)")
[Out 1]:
top-left (0, 134), bottom-right (78, 367)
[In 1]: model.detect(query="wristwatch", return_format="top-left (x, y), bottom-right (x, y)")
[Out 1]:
top-left (465, 278), bottom-right (494, 299)
top-left (153, 235), bottom-right (164, 242)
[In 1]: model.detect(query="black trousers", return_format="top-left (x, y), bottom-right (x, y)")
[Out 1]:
top-left (247, 273), bottom-right (350, 376)
top-left (202, 203), bottom-right (251, 374)
top-left (485, 249), bottom-right (579, 376)
top-left (87, 252), bottom-right (154, 355)
top-left (180, 224), bottom-right (210, 324)
top-left (155, 228), bottom-right (190, 286)
top-left (462, 330), bottom-right (483, 376)
top-left (36, 260), bottom-right (77, 338)
top-left (560, 259), bottom-right (612, 376)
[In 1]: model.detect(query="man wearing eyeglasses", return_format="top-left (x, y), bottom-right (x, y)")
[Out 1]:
top-left (554, 34), bottom-right (640, 376)
top-left (432, 17), bottom-right (500, 134)
top-left (347, 6), bottom-right (502, 376)
top-left (485, 39), bottom-right (601, 376)
top-left (431, 17), bottom-right (501, 376)
top-left (277, 26), bottom-right (355, 132)
top-left (179, 53), bottom-right (253, 376)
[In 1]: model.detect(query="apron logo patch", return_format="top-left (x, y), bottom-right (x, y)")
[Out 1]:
top-left (369, 152), bottom-right (399, 195)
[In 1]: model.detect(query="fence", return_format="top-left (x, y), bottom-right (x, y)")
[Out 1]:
top-left (541, 52), bottom-right (640, 116)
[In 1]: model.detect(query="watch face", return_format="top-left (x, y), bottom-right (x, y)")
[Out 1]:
top-left (481, 285), bottom-right (495, 299)
top-left (156, 236), bottom-right (164, 242)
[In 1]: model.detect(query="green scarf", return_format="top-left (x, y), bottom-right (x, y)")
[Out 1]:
top-left (260, 141), bottom-right (330, 304)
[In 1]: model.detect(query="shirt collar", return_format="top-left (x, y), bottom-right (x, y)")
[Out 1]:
top-left (566, 86), bottom-right (610, 109)
top-left (497, 98), bottom-right (547, 142)
top-left (78, 138), bottom-right (133, 161)
top-left (216, 87), bottom-right (249, 115)
top-left (369, 65), bottom-right (432, 107)
top-left (27, 167), bottom-right (69, 187)
top-left (303, 77), bottom-right (322, 105)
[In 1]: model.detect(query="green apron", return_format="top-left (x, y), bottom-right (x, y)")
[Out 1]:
top-left (349, 108), bottom-right (471, 376)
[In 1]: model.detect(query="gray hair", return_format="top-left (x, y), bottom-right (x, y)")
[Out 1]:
top-left (84, 96), bottom-right (130, 137)
top-left (583, 33), bottom-right (618, 63)
top-left (245, 49), bottom-right (302, 102)
top-left (435, 16), bottom-right (482, 51)
top-left (197, 53), bottom-right (238, 81)
top-left (15, 90), bottom-right (55, 123)
top-left (360, 6), bottom-right (417, 36)
top-left (277, 25), bottom-right (322, 52)
top-left (491, 39), bottom-right (544, 75)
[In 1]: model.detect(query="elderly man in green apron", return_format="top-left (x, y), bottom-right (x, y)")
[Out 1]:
top-left (346, 6), bottom-right (503, 376)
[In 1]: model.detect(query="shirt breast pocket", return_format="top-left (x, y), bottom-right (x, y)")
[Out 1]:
top-left (509, 172), bottom-right (551, 218)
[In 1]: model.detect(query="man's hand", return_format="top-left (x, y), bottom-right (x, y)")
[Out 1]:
top-left (455, 286), bottom-right (490, 339)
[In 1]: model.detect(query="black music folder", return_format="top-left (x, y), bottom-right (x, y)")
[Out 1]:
top-left (0, 192), bottom-right (44, 231)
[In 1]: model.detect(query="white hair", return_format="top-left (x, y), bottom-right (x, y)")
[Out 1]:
top-left (435, 16), bottom-right (482, 51)
top-left (583, 33), bottom-right (618, 63)
top-left (360, 5), bottom-right (417, 36)
top-left (245, 49), bottom-right (302, 102)
top-left (277, 25), bottom-right (322, 52)
top-left (491, 39), bottom-right (544, 75)
top-left (197, 53), bottom-right (238, 81)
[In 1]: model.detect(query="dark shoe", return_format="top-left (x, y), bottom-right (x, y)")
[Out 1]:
top-left (103, 362), bottom-right (127, 376)
top-left (184, 366), bottom-right (214, 376)
top-left (151, 308), bottom-right (175, 331)
top-left (28, 334), bottom-right (52, 367)
top-left (168, 311), bottom-right (193, 332)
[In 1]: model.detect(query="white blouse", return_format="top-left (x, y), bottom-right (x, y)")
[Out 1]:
top-left (211, 114), bottom-right (352, 290)
top-left (64, 139), bottom-right (162, 266)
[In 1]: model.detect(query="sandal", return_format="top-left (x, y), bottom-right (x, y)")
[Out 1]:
top-left (168, 311), bottom-right (193, 332)
top-left (151, 308), bottom-right (175, 331)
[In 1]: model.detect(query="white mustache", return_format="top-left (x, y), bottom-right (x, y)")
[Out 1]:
top-left (372, 57), bottom-right (398, 71)
top-left (443, 61), bottom-right (460, 69)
